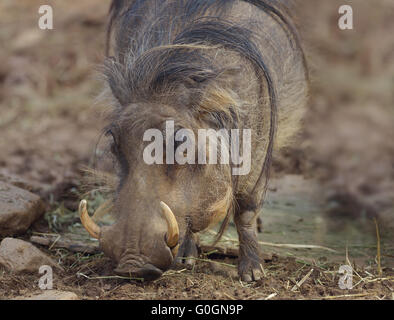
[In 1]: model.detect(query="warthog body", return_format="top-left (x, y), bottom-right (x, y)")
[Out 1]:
top-left (81, 0), bottom-right (308, 281)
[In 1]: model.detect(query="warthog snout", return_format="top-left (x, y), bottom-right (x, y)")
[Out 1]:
top-left (114, 262), bottom-right (164, 281)
top-left (79, 200), bottom-right (179, 280)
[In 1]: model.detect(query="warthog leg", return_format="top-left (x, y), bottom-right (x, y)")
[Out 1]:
top-left (234, 210), bottom-right (263, 282)
top-left (257, 216), bottom-right (263, 233)
top-left (174, 230), bottom-right (199, 268)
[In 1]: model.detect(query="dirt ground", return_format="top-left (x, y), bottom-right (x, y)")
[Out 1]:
top-left (0, 0), bottom-right (393, 300)
top-left (1, 248), bottom-right (393, 300)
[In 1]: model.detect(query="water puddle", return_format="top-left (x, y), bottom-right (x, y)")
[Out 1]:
top-left (201, 175), bottom-right (393, 267)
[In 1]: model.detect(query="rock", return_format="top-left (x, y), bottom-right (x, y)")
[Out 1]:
top-left (0, 181), bottom-right (45, 236)
top-left (17, 290), bottom-right (79, 300)
top-left (0, 169), bottom-right (49, 195)
top-left (0, 238), bottom-right (60, 273)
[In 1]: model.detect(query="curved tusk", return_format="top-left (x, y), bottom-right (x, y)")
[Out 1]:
top-left (79, 200), bottom-right (101, 239)
top-left (171, 243), bottom-right (179, 257)
top-left (160, 201), bottom-right (179, 250)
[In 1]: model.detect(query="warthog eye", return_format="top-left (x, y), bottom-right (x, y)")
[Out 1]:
top-left (105, 128), bottom-right (119, 156)
top-left (105, 127), bottom-right (129, 174)
top-left (110, 141), bottom-right (118, 156)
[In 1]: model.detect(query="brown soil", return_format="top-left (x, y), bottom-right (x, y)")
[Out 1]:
top-left (1, 247), bottom-right (393, 300)
top-left (0, 0), bottom-right (393, 300)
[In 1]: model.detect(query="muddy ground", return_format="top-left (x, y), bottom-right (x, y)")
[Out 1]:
top-left (0, 0), bottom-right (393, 300)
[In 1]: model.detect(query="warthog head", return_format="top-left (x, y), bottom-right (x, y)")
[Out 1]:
top-left (80, 101), bottom-right (235, 280)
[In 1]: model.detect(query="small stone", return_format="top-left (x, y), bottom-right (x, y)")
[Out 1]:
top-left (0, 181), bottom-right (45, 236)
top-left (17, 290), bottom-right (79, 300)
top-left (0, 238), bottom-right (60, 273)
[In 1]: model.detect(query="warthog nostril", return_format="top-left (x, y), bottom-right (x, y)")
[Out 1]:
top-left (114, 263), bottom-right (163, 281)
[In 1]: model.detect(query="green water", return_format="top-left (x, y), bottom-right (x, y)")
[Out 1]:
top-left (201, 175), bottom-right (393, 267)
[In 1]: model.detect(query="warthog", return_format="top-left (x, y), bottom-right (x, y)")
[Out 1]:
top-left (79, 0), bottom-right (308, 281)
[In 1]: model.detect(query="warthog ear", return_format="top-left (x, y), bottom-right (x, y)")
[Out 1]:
top-left (103, 56), bottom-right (131, 107)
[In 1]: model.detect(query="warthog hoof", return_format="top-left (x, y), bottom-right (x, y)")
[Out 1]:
top-left (238, 255), bottom-right (263, 282)
top-left (174, 232), bottom-right (199, 268)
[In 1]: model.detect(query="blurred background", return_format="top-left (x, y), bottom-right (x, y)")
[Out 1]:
top-left (0, 0), bottom-right (393, 262)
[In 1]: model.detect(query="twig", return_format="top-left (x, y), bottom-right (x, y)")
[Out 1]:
top-left (206, 230), bottom-right (337, 252)
top-left (291, 268), bottom-right (314, 292)
top-left (345, 242), bottom-right (351, 267)
top-left (179, 256), bottom-right (236, 268)
top-left (374, 218), bottom-right (382, 276)
top-left (323, 292), bottom-right (375, 300)
top-left (204, 250), bottom-right (219, 256)
top-left (31, 231), bottom-right (61, 237)
top-left (364, 276), bottom-right (394, 283)
top-left (162, 269), bottom-right (188, 276)
top-left (259, 242), bottom-right (337, 253)
top-left (77, 272), bottom-right (144, 282)
top-left (260, 264), bottom-right (267, 278)
top-left (223, 292), bottom-right (236, 300)
top-left (199, 244), bottom-right (238, 257)
top-left (30, 235), bottom-right (100, 254)
top-left (48, 235), bottom-right (61, 250)
top-left (264, 293), bottom-right (278, 300)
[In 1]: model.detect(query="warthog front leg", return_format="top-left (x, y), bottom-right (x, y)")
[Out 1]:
top-left (234, 210), bottom-right (263, 282)
top-left (257, 216), bottom-right (263, 233)
top-left (174, 230), bottom-right (199, 267)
